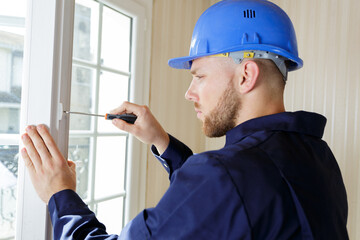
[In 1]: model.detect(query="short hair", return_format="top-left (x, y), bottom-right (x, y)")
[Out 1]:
top-left (250, 58), bottom-right (286, 97)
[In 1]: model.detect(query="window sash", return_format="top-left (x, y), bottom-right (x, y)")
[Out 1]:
top-left (16, 0), bottom-right (150, 239)
top-left (70, 2), bottom-right (131, 228)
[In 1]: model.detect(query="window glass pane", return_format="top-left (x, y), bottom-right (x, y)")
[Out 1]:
top-left (96, 197), bottom-right (124, 234)
top-left (0, 146), bottom-right (18, 240)
top-left (94, 136), bottom-right (126, 199)
top-left (70, 1), bottom-right (131, 233)
top-left (69, 137), bottom-right (91, 200)
top-left (0, 108), bottom-right (20, 134)
top-left (97, 71), bottom-right (129, 132)
top-left (101, 6), bottom-right (131, 72)
top-left (0, 0), bottom-right (25, 238)
top-left (69, 65), bottom-right (95, 131)
top-left (73, 0), bottom-right (99, 62)
top-left (0, 1), bottom-right (26, 18)
top-left (0, 36), bottom-right (22, 134)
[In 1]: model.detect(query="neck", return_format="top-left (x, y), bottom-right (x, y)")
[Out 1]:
top-left (235, 96), bottom-right (285, 126)
top-left (234, 71), bottom-right (286, 126)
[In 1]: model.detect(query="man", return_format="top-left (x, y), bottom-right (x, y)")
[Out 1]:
top-left (21, 0), bottom-right (348, 239)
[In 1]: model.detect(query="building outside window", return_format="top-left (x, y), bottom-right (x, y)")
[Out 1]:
top-left (0, 1), bottom-right (26, 239)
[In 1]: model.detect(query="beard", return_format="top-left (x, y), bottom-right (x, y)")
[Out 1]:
top-left (201, 81), bottom-right (241, 137)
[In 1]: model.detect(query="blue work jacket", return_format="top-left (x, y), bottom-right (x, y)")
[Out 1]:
top-left (48, 111), bottom-right (348, 239)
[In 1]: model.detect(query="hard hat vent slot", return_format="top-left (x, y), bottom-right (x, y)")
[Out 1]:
top-left (243, 9), bottom-right (256, 18)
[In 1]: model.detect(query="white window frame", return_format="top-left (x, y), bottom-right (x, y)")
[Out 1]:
top-left (16, 0), bottom-right (151, 239)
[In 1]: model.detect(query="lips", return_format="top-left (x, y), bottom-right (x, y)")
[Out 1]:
top-left (195, 108), bottom-right (202, 119)
top-left (194, 103), bottom-right (203, 119)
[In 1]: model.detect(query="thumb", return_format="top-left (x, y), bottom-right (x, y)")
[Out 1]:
top-left (67, 160), bottom-right (76, 171)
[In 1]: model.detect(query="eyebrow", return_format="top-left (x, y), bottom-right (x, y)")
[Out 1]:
top-left (191, 67), bottom-right (204, 76)
top-left (190, 68), bottom-right (198, 75)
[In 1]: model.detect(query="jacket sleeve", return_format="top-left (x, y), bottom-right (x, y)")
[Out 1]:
top-left (151, 134), bottom-right (193, 179)
top-left (48, 135), bottom-right (194, 239)
top-left (49, 189), bottom-right (150, 240)
top-left (48, 153), bottom-right (249, 240)
top-left (48, 189), bottom-right (121, 240)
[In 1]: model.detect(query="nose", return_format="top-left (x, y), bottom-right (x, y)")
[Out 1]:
top-left (185, 80), bottom-right (198, 102)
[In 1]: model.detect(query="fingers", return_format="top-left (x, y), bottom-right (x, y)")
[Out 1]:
top-left (112, 117), bottom-right (136, 133)
top-left (20, 147), bottom-right (35, 172)
top-left (110, 102), bottom-right (146, 133)
top-left (23, 124), bottom-right (66, 170)
top-left (109, 101), bottom-right (131, 114)
top-left (110, 102), bottom-right (169, 152)
top-left (110, 101), bottom-right (145, 117)
top-left (21, 125), bottom-right (77, 203)
top-left (67, 160), bottom-right (76, 170)
top-left (25, 125), bottom-right (52, 164)
top-left (36, 124), bottom-right (65, 163)
top-left (21, 132), bottom-right (42, 171)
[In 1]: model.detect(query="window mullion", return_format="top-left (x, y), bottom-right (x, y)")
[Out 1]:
top-left (90, 191), bottom-right (126, 205)
top-left (69, 131), bottom-right (128, 138)
top-left (73, 58), bottom-right (131, 77)
top-left (88, 1), bottom-right (104, 211)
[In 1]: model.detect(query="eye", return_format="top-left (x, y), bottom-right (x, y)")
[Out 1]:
top-left (195, 75), bottom-right (204, 80)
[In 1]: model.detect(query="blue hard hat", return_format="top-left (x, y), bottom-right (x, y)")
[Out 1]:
top-left (168, 0), bottom-right (303, 71)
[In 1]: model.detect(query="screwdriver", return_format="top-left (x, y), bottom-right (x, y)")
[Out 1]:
top-left (64, 111), bottom-right (137, 124)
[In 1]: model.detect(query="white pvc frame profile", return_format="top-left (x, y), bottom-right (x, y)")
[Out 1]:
top-left (16, 0), bottom-right (75, 239)
top-left (16, 0), bottom-right (151, 239)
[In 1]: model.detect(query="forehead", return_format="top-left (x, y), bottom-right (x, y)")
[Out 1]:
top-left (190, 56), bottom-right (234, 75)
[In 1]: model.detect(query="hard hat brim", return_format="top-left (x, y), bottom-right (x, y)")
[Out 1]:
top-left (168, 44), bottom-right (303, 71)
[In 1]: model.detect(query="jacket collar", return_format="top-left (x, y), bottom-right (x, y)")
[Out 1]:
top-left (225, 111), bottom-right (327, 146)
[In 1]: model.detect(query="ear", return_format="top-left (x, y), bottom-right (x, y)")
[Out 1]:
top-left (238, 60), bottom-right (260, 94)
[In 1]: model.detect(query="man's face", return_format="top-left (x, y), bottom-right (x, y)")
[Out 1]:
top-left (185, 57), bottom-right (241, 137)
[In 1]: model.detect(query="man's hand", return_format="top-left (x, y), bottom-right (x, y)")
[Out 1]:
top-left (21, 124), bottom-right (76, 204)
top-left (110, 102), bottom-right (170, 154)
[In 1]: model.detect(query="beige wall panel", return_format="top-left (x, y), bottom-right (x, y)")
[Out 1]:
top-left (145, 0), bottom-right (213, 208)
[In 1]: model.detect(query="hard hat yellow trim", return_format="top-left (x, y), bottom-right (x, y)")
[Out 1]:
top-left (210, 52), bottom-right (255, 58)
top-left (210, 52), bottom-right (230, 57)
top-left (243, 52), bottom-right (255, 58)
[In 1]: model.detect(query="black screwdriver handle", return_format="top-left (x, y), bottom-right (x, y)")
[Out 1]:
top-left (105, 113), bottom-right (137, 124)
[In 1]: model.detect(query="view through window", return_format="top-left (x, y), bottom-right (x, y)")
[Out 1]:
top-left (0, 0), bottom-right (26, 239)
top-left (69, 0), bottom-right (132, 234)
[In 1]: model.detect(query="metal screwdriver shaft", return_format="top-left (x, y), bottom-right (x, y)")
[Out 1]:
top-left (64, 111), bottom-right (105, 117)
top-left (64, 111), bottom-right (137, 124)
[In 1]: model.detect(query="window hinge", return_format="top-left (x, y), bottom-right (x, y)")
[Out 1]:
top-left (58, 102), bottom-right (64, 122)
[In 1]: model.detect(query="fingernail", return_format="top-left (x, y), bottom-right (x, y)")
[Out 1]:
top-left (22, 133), bottom-right (28, 140)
